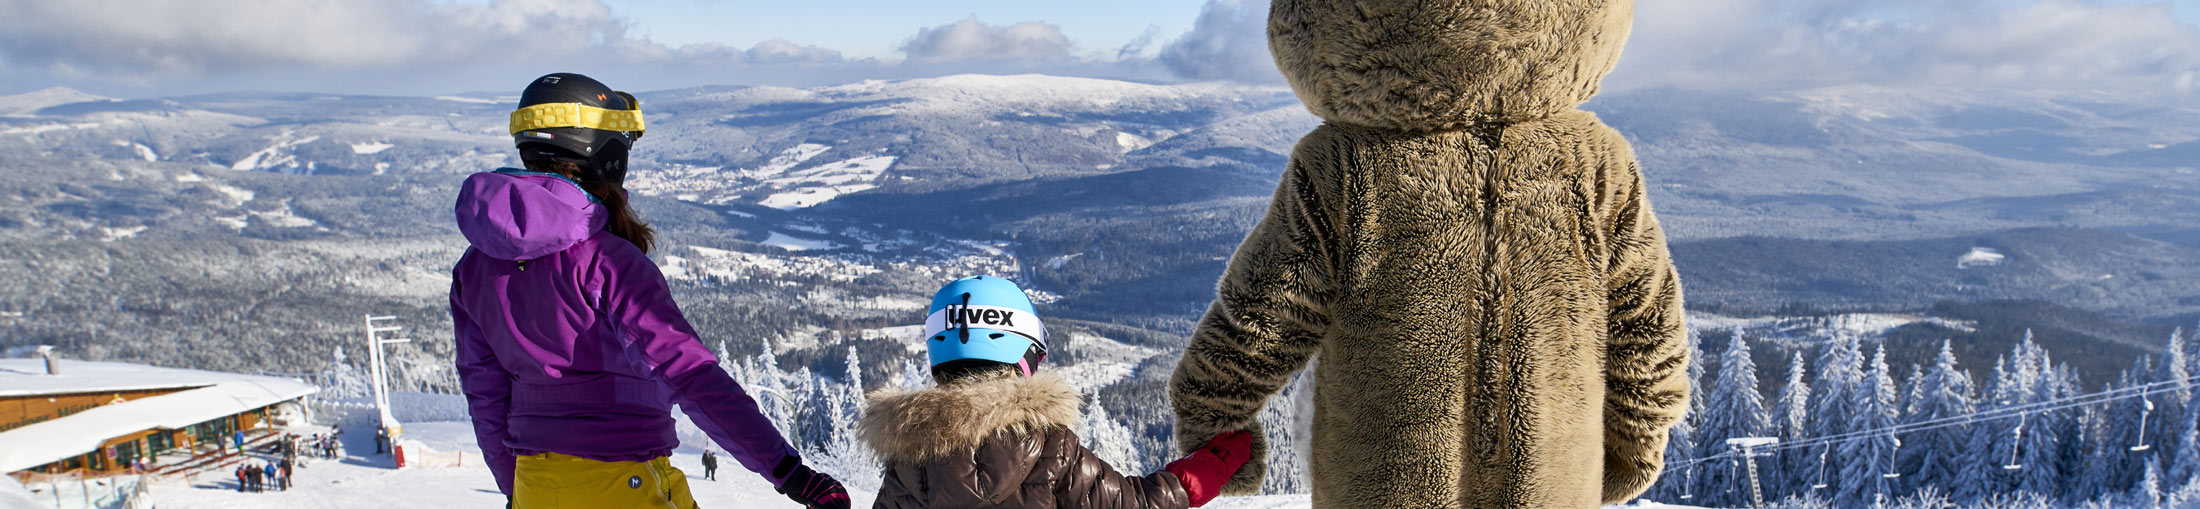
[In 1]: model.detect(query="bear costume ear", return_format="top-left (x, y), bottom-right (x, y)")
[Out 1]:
top-left (1268, 0), bottom-right (1634, 131)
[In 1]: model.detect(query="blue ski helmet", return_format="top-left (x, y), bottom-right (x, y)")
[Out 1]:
top-left (924, 276), bottom-right (1047, 376)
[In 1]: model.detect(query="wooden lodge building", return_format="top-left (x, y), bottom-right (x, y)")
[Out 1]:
top-left (0, 354), bottom-right (317, 479)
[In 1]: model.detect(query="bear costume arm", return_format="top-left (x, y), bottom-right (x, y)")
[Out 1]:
top-left (1598, 155), bottom-right (1691, 504)
top-left (1168, 161), bottom-right (1334, 496)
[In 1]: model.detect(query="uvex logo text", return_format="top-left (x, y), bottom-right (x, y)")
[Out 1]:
top-left (943, 305), bottom-right (1017, 328)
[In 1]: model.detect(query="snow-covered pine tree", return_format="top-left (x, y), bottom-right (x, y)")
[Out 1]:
top-left (1644, 328), bottom-right (1706, 503)
top-left (1836, 345), bottom-right (1902, 507)
top-left (2101, 360), bottom-right (2154, 495)
top-left (1904, 341), bottom-right (1975, 498)
top-left (810, 346), bottom-right (879, 490)
top-left (1081, 392), bottom-right (1145, 475)
top-left (1808, 331), bottom-right (1865, 498)
top-left (1954, 391), bottom-right (2004, 504)
top-left (891, 357), bottom-right (930, 392)
top-left (1896, 363), bottom-right (1924, 495)
top-left (1256, 368), bottom-right (1311, 495)
top-left (2069, 394), bottom-right (2113, 503)
top-left (737, 336), bottom-right (800, 441)
top-left (2171, 409), bottom-right (2200, 490)
top-left (1769, 352), bottom-right (1812, 500)
top-left (2051, 365), bottom-right (2093, 504)
top-left (1693, 329), bottom-right (1771, 507)
top-left (790, 365), bottom-right (822, 449)
top-left (2138, 455), bottom-right (2165, 508)
top-left (2014, 361), bottom-right (2065, 499)
top-left (2155, 328), bottom-right (2190, 469)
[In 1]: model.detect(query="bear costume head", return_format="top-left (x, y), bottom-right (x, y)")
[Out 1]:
top-left (1268, 0), bottom-right (1633, 131)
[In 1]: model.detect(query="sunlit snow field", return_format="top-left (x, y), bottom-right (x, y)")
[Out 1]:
top-left (132, 415), bottom-right (1704, 509)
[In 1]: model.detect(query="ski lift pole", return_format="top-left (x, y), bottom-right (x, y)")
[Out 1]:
top-left (2132, 398), bottom-right (2154, 452)
top-left (1813, 443), bottom-right (1831, 490)
top-left (1727, 437), bottom-right (1779, 509)
top-left (364, 315), bottom-right (412, 467)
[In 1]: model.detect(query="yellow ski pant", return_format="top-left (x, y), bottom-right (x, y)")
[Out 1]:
top-left (513, 452), bottom-right (698, 509)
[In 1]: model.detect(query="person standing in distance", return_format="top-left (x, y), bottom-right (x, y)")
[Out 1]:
top-left (451, 72), bottom-right (850, 509)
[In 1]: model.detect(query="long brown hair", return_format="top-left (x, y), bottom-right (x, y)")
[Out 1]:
top-left (521, 154), bottom-right (656, 254)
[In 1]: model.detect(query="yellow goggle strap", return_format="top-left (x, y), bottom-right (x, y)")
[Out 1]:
top-left (509, 101), bottom-right (645, 138)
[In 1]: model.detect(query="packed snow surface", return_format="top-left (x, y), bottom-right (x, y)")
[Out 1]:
top-left (114, 140), bottom-right (158, 161)
top-left (117, 395), bottom-right (1713, 509)
top-left (230, 134), bottom-right (321, 171)
top-left (760, 232), bottom-right (841, 251)
top-left (758, 155), bottom-right (897, 210)
top-left (0, 86), bottom-right (109, 115)
top-left (432, 96), bottom-right (499, 104)
top-left (0, 122), bottom-right (101, 136)
top-left (1958, 246), bottom-right (2006, 268)
top-left (101, 225), bottom-right (148, 241)
top-left (349, 142), bottom-right (393, 155)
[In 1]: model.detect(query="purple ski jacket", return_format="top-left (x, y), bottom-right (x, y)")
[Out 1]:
top-left (449, 169), bottom-right (798, 495)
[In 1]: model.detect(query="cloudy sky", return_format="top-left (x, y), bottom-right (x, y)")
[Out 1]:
top-left (2, 0), bottom-right (2197, 98)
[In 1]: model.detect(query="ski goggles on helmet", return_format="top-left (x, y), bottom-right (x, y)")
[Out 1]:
top-left (509, 92), bottom-right (646, 139)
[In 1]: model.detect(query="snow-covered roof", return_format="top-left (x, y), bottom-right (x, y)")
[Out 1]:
top-left (0, 358), bottom-right (293, 397)
top-left (0, 359), bottom-right (317, 473)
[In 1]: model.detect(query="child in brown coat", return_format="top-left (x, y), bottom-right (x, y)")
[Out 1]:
top-left (865, 276), bottom-right (1253, 508)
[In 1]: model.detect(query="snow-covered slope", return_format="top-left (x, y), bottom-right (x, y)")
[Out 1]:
top-left (0, 86), bottom-right (109, 116)
top-left (131, 414), bottom-right (1702, 509)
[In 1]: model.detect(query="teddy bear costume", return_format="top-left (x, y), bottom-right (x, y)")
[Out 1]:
top-left (1166, 0), bottom-right (1693, 507)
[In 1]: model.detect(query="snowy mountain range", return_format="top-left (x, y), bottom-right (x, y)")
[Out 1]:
top-left (1, 74), bottom-right (2196, 403)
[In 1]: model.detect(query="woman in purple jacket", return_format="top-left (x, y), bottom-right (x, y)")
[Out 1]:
top-left (451, 73), bottom-right (849, 509)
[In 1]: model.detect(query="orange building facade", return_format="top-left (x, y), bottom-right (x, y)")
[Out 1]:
top-left (2, 388), bottom-right (275, 476)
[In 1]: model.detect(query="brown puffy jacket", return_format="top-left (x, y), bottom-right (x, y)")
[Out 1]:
top-left (864, 372), bottom-right (1190, 509)
top-left (1168, 0), bottom-right (1692, 507)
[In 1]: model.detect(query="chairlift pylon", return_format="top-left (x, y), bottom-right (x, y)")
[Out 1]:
top-left (2003, 414), bottom-right (2026, 470)
top-left (2131, 397), bottom-right (2155, 452)
top-left (1882, 437), bottom-right (1902, 479)
top-left (1812, 444), bottom-right (1831, 489)
top-left (1679, 463), bottom-right (1695, 500)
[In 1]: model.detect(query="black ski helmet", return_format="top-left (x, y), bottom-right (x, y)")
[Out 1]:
top-left (510, 72), bottom-right (644, 184)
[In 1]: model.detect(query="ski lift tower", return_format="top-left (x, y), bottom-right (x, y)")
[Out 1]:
top-left (1727, 437), bottom-right (1780, 509)
top-left (364, 315), bottom-right (411, 466)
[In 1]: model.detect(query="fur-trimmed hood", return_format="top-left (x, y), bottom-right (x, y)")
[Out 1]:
top-left (1268, 0), bottom-right (1634, 131)
top-left (861, 372), bottom-right (1083, 462)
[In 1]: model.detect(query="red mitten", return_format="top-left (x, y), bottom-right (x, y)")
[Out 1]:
top-left (1163, 431), bottom-right (1255, 507)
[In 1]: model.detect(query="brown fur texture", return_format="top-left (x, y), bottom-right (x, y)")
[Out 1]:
top-left (1269, 0), bottom-right (1633, 131)
top-left (1168, 1), bottom-right (1690, 506)
top-left (865, 373), bottom-right (1191, 509)
top-left (863, 372), bottom-right (1084, 463)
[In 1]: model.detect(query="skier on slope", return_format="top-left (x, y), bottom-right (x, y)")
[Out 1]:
top-left (452, 72), bottom-right (849, 509)
top-left (863, 276), bottom-right (1256, 508)
top-left (701, 450), bottom-right (717, 481)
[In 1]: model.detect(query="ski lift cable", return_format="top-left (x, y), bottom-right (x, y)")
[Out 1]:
top-left (1668, 381), bottom-right (2177, 470)
top-left (1684, 377), bottom-right (2189, 465)
top-left (1663, 374), bottom-right (2198, 469)
top-left (1747, 373), bottom-right (2198, 455)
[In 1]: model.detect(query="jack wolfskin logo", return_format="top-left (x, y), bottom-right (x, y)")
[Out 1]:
top-left (943, 305), bottom-right (1016, 328)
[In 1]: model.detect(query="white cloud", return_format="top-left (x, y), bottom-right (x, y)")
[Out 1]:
top-left (898, 17), bottom-right (1075, 62)
top-left (9, 0), bottom-right (2186, 96)
top-left (1155, 0), bottom-right (1282, 84)
top-left (0, 0), bottom-right (851, 89)
top-left (0, 0), bottom-right (617, 74)
top-left (1613, 0), bottom-right (2200, 94)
